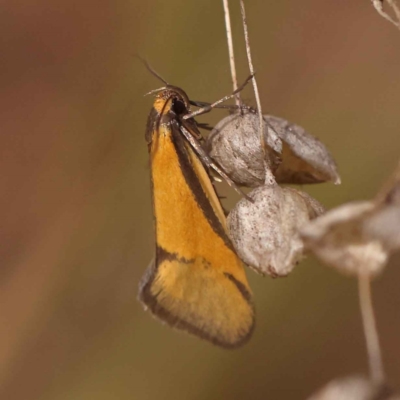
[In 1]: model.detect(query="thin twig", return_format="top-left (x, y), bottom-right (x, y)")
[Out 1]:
top-left (240, 1), bottom-right (267, 160)
top-left (358, 273), bottom-right (385, 384)
top-left (222, 0), bottom-right (241, 106)
top-left (387, 0), bottom-right (400, 21)
top-left (370, 0), bottom-right (400, 30)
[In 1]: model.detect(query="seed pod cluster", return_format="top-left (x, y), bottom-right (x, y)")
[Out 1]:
top-left (206, 109), bottom-right (339, 277)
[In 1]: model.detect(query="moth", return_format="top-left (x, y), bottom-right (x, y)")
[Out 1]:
top-left (138, 82), bottom-right (255, 348)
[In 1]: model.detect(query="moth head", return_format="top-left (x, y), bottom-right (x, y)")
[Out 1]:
top-left (152, 86), bottom-right (191, 117)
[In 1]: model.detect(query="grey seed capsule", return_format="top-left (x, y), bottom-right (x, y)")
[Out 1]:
top-left (307, 375), bottom-right (398, 400)
top-left (205, 111), bottom-right (282, 187)
top-left (227, 184), bottom-right (324, 277)
top-left (206, 111), bottom-right (340, 187)
top-left (289, 187), bottom-right (326, 219)
top-left (264, 115), bottom-right (341, 185)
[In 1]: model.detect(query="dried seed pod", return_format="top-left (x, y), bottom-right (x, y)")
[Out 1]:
top-left (205, 111), bottom-right (281, 187)
top-left (290, 187), bottom-right (326, 218)
top-left (374, 160), bottom-right (400, 205)
top-left (227, 184), bottom-right (324, 277)
top-left (206, 111), bottom-right (340, 187)
top-left (264, 115), bottom-right (341, 185)
top-left (307, 375), bottom-right (398, 400)
top-left (300, 201), bottom-right (388, 277)
top-left (301, 162), bottom-right (400, 277)
top-left (363, 206), bottom-right (400, 252)
top-left (365, 163), bottom-right (400, 251)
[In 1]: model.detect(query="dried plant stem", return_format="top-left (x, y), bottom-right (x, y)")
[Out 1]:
top-left (358, 273), bottom-right (385, 384)
top-left (239, 0), bottom-right (265, 156)
top-left (370, 0), bottom-right (400, 30)
top-left (388, 0), bottom-right (400, 21)
top-left (222, 0), bottom-right (241, 106)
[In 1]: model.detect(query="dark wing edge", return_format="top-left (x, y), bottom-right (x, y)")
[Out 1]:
top-left (137, 259), bottom-right (255, 349)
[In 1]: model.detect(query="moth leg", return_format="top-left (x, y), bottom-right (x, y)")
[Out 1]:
top-left (196, 122), bottom-right (214, 131)
top-left (179, 123), bottom-right (252, 201)
top-left (183, 75), bottom-right (253, 120)
top-left (190, 101), bottom-right (252, 113)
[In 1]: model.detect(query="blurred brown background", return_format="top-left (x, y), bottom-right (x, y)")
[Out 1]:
top-left (0, 1), bottom-right (399, 399)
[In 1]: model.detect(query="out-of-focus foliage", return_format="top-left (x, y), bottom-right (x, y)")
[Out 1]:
top-left (0, 1), bottom-right (399, 399)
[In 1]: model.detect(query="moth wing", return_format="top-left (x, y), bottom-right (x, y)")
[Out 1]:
top-left (139, 255), bottom-right (254, 348)
top-left (139, 121), bottom-right (254, 348)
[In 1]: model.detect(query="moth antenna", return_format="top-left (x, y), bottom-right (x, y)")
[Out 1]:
top-left (144, 86), bottom-right (168, 97)
top-left (136, 54), bottom-right (169, 85)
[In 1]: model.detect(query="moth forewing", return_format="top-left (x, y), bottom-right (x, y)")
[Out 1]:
top-left (139, 86), bottom-right (255, 348)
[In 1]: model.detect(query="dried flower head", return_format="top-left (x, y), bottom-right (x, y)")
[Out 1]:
top-left (364, 163), bottom-right (400, 252)
top-left (300, 201), bottom-right (388, 277)
top-left (307, 375), bottom-right (398, 400)
top-left (300, 162), bottom-right (400, 277)
top-left (227, 184), bottom-right (324, 277)
top-left (206, 111), bottom-right (340, 187)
